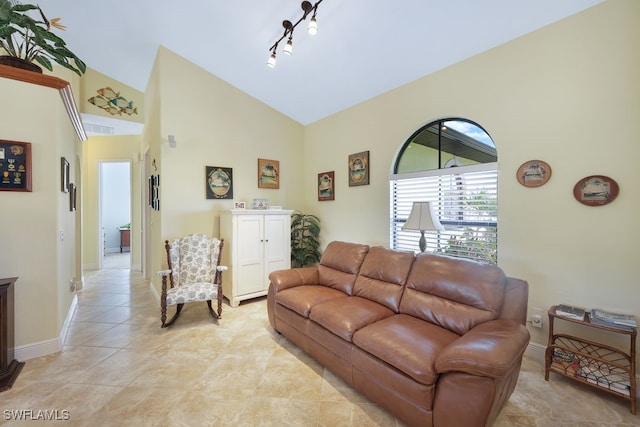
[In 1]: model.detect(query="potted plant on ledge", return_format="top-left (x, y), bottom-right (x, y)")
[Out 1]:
top-left (0, 0), bottom-right (85, 75)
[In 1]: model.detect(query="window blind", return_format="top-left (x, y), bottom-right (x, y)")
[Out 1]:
top-left (390, 163), bottom-right (498, 264)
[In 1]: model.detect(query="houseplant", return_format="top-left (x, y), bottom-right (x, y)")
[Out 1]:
top-left (290, 210), bottom-right (321, 268)
top-left (0, 0), bottom-right (86, 75)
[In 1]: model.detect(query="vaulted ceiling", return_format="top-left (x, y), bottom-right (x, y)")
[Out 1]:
top-left (40, 0), bottom-right (604, 125)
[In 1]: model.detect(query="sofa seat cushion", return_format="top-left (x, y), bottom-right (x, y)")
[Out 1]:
top-left (353, 314), bottom-right (459, 385)
top-left (276, 285), bottom-right (347, 318)
top-left (310, 296), bottom-right (394, 342)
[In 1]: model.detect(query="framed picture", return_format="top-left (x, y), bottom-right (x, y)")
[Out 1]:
top-left (234, 201), bottom-right (246, 209)
top-left (69, 183), bottom-right (76, 211)
top-left (318, 171), bottom-right (335, 201)
top-left (348, 151), bottom-right (369, 186)
top-left (516, 160), bottom-right (551, 187)
top-left (573, 175), bottom-right (619, 206)
top-left (253, 198), bottom-right (269, 209)
top-left (0, 139), bottom-right (32, 192)
top-left (258, 158), bottom-right (279, 189)
top-left (148, 174), bottom-right (160, 210)
top-left (61, 157), bottom-right (70, 193)
top-left (206, 166), bottom-right (233, 199)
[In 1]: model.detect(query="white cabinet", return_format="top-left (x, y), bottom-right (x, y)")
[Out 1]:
top-left (219, 210), bottom-right (292, 307)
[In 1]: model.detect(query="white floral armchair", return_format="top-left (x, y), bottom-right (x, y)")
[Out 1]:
top-left (157, 234), bottom-right (227, 327)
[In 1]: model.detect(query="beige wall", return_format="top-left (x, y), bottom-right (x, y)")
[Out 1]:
top-left (146, 47), bottom-right (304, 293)
top-left (80, 68), bottom-right (144, 124)
top-left (82, 135), bottom-right (143, 270)
top-left (0, 69), bottom-right (81, 349)
top-left (304, 0), bottom-right (639, 357)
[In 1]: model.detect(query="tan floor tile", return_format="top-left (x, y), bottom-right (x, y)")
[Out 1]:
top-left (5, 268), bottom-right (637, 427)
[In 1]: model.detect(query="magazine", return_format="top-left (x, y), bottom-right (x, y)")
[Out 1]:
top-left (589, 309), bottom-right (637, 330)
top-left (555, 304), bottom-right (586, 320)
top-left (590, 308), bottom-right (638, 329)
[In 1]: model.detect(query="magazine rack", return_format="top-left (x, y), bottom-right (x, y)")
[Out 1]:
top-left (545, 305), bottom-right (636, 414)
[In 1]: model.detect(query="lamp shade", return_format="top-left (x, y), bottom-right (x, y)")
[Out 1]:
top-left (402, 202), bottom-right (444, 232)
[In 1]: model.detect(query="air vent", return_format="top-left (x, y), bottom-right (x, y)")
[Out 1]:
top-left (84, 123), bottom-right (114, 135)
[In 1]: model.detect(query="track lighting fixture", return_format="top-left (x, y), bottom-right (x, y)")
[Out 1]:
top-left (267, 0), bottom-right (323, 68)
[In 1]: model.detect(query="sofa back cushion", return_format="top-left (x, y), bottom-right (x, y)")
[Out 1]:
top-left (318, 241), bottom-right (370, 295)
top-left (399, 253), bottom-right (506, 335)
top-left (353, 246), bottom-right (415, 311)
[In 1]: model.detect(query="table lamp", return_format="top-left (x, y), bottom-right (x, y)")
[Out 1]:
top-left (402, 201), bottom-right (444, 252)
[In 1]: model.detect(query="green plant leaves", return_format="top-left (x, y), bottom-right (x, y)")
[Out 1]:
top-left (291, 211), bottom-right (321, 268)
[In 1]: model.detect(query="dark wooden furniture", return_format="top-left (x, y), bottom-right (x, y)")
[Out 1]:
top-left (545, 305), bottom-right (636, 414)
top-left (119, 228), bottom-right (130, 252)
top-left (0, 277), bottom-right (24, 392)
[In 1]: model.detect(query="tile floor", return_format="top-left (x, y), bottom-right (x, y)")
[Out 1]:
top-left (1, 268), bottom-right (637, 426)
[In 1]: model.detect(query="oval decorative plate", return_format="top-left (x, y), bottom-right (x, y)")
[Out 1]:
top-left (516, 160), bottom-right (551, 187)
top-left (573, 175), bottom-right (619, 206)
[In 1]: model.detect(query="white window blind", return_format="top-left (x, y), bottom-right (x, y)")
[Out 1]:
top-left (390, 163), bottom-right (498, 264)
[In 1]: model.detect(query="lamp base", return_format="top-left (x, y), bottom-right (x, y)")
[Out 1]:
top-left (419, 231), bottom-right (426, 252)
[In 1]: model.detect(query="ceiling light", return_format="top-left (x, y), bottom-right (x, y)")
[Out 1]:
top-left (284, 36), bottom-right (293, 55)
top-left (267, 0), bottom-right (323, 67)
top-left (308, 15), bottom-right (318, 35)
top-left (267, 52), bottom-right (277, 68)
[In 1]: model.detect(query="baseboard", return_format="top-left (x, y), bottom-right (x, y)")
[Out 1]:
top-left (149, 281), bottom-right (160, 303)
top-left (525, 341), bottom-right (546, 364)
top-left (14, 295), bottom-right (78, 361)
top-left (525, 341), bottom-right (640, 399)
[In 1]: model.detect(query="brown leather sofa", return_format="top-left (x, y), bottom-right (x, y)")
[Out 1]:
top-left (267, 241), bottom-right (530, 427)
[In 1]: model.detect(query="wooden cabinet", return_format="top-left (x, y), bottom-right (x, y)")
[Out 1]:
top-left (220, 210), bottom-right (292, 307)
top-left (119, 228), bottom-right (130, 252)
top-left (0, 277), bottom-right (24, 392)
top-left (545, 305), bottom-right (636, 414)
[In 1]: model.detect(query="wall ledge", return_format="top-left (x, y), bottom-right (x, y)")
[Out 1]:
top-left (0, 64), bottom-right (87, 142)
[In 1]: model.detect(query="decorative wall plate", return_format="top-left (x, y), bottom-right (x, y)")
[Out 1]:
top-left (573, 175), bottom-right (619, 206)
top-left (516, 160), bottom-right (551, 187)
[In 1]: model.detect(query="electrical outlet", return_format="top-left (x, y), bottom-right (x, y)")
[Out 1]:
top-left (531, 307), bottom-right (543, 328)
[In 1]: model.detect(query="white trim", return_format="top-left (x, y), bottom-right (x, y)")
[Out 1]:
top-left (149, 281), bottom-right (160, 303)
top-left (59, 294), bottom-right (78, 348)
top-left (389, 162), bottom-right (498, 180)
top-left (15, 338), bottom-right (61, 361)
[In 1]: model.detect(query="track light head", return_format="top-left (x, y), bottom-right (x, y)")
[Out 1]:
top-left (267, 51), bottom-right (277, 68)
top-left (307, 15), bottom-right (318, 35)
top-left (283, 36), bottom-right (293, 55)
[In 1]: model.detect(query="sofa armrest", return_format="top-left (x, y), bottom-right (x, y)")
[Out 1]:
top-left (435, 319), bottom-right (530, 378)
top-left (269, 267), bottom-right (319, 293)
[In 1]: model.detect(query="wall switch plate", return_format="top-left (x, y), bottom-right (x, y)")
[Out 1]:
top-left (531, 307), bottom-right (543, 328)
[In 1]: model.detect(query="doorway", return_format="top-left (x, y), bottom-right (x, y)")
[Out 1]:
top-left (99, 161), bottom-right (132, 269)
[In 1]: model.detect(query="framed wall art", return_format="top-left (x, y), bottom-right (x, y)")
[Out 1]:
top-left (253, 198), bottom-right (269, 209)
top-left (348, 150), bottom-right (369, 186)
top-left (516, 160), bottom-right (551, 187)
top-left (258, 158), bottom-right (279, 189)
top-left (0, 140), bottom-right (32, 192)
top-left (318, 171), bottom-right (335, 201)
top-left (61, 157), bottom-right (70, 193)
top-left (206, 166), bottom-right (233, 199)
top-left (69, 183), bottom-right (76, 211)
top-left (573, 175), bottom-right (619, 206)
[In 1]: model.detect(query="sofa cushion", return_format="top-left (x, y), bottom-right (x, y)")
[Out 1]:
top-left (353, 246), bottom-right (415, 312)
top-left (318, 241), bottom-right (369, 294)
top-left (310, 296), bottom-right (394, 342)
top-left (353, 314), bottom-right (459, 385)
top-left (275, 285), bottom-right (347, 318)
top-left (399, 253), bottom-right (506, 335)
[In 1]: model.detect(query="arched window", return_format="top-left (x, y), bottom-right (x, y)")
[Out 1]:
top-left (390, 118), bottom-right (498, 263)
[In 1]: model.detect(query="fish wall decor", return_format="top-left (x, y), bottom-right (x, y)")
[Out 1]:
top-left (88, 87), bottom-right (138, 116)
